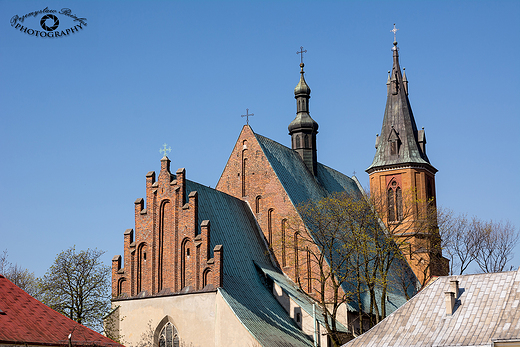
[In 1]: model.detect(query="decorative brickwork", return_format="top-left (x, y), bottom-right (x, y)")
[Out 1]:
top-left (112, 156), bottom-right (223, 298)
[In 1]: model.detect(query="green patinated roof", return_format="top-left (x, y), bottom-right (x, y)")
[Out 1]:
top-left (366, 43), bottom-right (436, 173)
top-left (185, 180), bottom-right (314, 347)
top-left (254, 133), bottom-right (417, 315)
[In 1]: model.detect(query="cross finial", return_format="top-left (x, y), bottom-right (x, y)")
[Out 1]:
top-left (160, 143), bottom-right (172, 157)
top-left (241, 108), bottom-right (254, 125)
top-left (297, 46), bottom-right (307, 64)
top-left (391, 23), bottom-right (399, 42)
top-left (353, 170), bottom-right (357, 176)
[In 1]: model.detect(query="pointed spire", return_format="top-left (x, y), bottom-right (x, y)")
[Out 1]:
top-left (367, 26), bottom-right (436, 174)
top-left (288, 50), bottom-right (318, 176)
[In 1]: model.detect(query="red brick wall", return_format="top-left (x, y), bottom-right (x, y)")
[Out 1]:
top-left (112, 158), bottom-right (223, 298)
top-left (216, 125), bottom-right (342, 300)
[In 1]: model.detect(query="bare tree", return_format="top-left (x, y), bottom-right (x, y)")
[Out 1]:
top-left (0, 249), bottom-right (41, 299)
top-left (438, 209), bottom-right (519, 275)
top-left (40, 246), bottom-right (111, 332)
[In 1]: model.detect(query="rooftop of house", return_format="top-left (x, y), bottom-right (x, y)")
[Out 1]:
top-left (0, 274), bottom-right (123, 347)
top-left (343, 267), bottom-right (520, 347)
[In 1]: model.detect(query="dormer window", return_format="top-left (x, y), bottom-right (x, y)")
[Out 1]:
top-left (388, 127), bottom-right (401, 157)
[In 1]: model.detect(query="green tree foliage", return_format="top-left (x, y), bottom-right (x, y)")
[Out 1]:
top-left (286, 192), bottom-right (415, 346)
top-left (40, 247), bottom-right (111, 332)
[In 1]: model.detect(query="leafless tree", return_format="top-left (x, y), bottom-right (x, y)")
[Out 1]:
top-left (40, 246), bottom-right (111, 332)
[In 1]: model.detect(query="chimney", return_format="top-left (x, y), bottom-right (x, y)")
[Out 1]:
top-left (450, 280), bottom-right (459, 298)
top-left (445, 291), bottom-right (455, 315)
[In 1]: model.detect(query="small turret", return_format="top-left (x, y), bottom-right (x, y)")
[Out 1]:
top-left (288, 60), bottom-right (319, 175)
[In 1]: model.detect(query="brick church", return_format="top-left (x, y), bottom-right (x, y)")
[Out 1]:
top-left (108, 36), bottom-right (448, 347)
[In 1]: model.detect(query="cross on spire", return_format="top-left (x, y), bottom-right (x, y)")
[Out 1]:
top-left (241, 108), bottom-right (254, 125)
top-left (160, 143), bottom-right (171, 157)
top-left (391, 23), bottom-right (399, 42)
top-left (297, 46), bottom-right (307, 64)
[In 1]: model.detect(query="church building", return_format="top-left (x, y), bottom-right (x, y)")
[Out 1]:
top-left (108, 34), bottom-right (446, 347)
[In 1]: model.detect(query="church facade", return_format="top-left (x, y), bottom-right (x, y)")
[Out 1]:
top-left (108, 38), bottom-right (446, 347)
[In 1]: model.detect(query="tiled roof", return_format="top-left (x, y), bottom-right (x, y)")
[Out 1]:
top-left (254, 133), bottom-right (417, 315)
top-left (343, 268), bottom-right (520, 347)
top-left (0, 275), bottom-right (123, 347)
top-left (366, 43), bottom-right (434, 173)
top-left (185, 180), bottom-right (314, 347)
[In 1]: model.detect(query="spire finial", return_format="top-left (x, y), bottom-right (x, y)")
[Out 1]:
top-left (160, 143), bottom-right (171, 158)
top-left (241, 108), bottom-right (254, 125)
top-left (297, 46), bottom-right (307, 64)
top-left (391, 23), bottom-right (399, 44)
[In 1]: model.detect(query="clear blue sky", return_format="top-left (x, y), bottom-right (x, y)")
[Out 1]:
top-left (1, 1), bottom-right (519, 277)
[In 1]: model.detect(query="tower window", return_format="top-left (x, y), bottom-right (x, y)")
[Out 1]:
top-left (387, 180), bottom-right (403, 222)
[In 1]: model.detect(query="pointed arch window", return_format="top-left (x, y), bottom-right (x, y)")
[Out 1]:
top-left (268, 209), bottom-right (274, 245)
top-left (388, 180), bottom-right (403, 222)
top-left (281, 219), bottom-right (287, 267)
top-left (241, 149), bottom-right (247, 197)
top-left (296, 136), bottom-right (301, 148)
top-left (158, 322), bottom-right (179, 347)
top-left (255, 195), bottom-right (262, 214)
top-left (304, 134), bottom-right (309, 148)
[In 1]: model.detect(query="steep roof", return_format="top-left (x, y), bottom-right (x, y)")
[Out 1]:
top-left (366, 41), bottom-right (435, 174)
top-left (0, 275), bottom-right (123, 347)
top-left (253, 133), bottom-right (417, 315)
top-left (185, 180), bottom-right (314, 347)
top-left (343, 268), bottom-right (520, 347)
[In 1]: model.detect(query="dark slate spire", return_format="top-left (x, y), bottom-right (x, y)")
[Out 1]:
top-left (289, 62), bottom-right (319, 175)
top-left (366, 39), bottom-right (436, 174)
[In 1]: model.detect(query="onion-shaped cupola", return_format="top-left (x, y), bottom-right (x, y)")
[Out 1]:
top-left (288, 61), bottom-right (319, 175)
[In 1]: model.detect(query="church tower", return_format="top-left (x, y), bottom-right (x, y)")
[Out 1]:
top-left (366, 30), bottom-right (448, 284)
top-left (288, 61), bottom-right (319, 175)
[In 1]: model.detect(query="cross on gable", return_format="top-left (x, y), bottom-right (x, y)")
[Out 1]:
top-left (160, 143), bottom-right (172, 157)
top-left (297, 46), bottom-right (307, 64)
top-left (241, 108), bottom-right (254, 125)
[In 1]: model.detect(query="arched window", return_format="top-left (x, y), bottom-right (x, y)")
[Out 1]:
top-left (387, 180), bottom-right (403, 222)
top-left (117, 278), bottom-right (126, 297)
top-left (387, 188), bottom-right (395, 222)
top-left (296, 136), bottom-right (301, 148)
top-left (181, 238), bottom-right (192, 289)
top-left (137, 243), bottom-right (147, 294)
top-left (203, 268), bottom-right (211, 288)
top-left (267, 209), bottom-right (274, 245)
top-left (255, 195), bottom-right (262, 214)
top-left (294, 232), bottom-right (299, 280)
top-left (242, 150), bottom-right (247, 197)
top-left (306, 247), bottom-right (311, 292)
top-left (158, 322), bottom-right (179, 347)
top-left (304, 134), bottom-right (309, 148)
top-left (281, 219), bottom-right (287, 267)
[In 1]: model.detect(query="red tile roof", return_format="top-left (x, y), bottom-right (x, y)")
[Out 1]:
top-left (0, 275), bottom-right (124, 347)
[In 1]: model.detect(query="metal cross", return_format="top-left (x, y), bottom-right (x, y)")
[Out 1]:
top-left (391, 23), bottom-right (399, 42)
top-left (353, 170), bottom-right (357, 176)
top-left (241, 108), bottom-right (254, 125)
top-left (297, 46), bottom-right (307, 64)
top-left (160, 143), bottom-right (172, 157)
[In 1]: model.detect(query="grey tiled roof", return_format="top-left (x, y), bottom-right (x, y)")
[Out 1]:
top-left (254, 134), bottom-right (417, 315)
top-left (185, 180), bottom-right (313, 347)
top-left (366, 44), bottom-right (434, 173)
top-left (343, 268), bottom-right (520, 347)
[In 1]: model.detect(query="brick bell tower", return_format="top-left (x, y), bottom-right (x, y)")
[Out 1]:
top-left (366, 27), bottom-right (448, 284)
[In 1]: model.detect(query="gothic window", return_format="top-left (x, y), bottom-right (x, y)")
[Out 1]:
top-left (255, 195), bottom-right (261, 213)
top-left (268, 209), bottom-right (274, 245)
top-left (296, 136), bottom-right (301, 148)
top-left (117, 278), bottom-right (126, 297)
top-left (242, 149), bottom-right (247, 197)
top-left (137, 243), bottom-right (147, 294)
top-left (306, 247), bottom-right (311, 292)
top-left (202, 268), bottom-right (211, 288)
top-left (294, 232), bottom-right (299, 280)
top-left (304, 134), bottom-right (309, 148)
top-left (158, 322), bottom-right (179, 347)
top-left (281, 219), bottom-right (287, 267)
top-left (387, 180), bottom-right (403, 222)
top-left (181, 238), bottom-right (192, 289)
